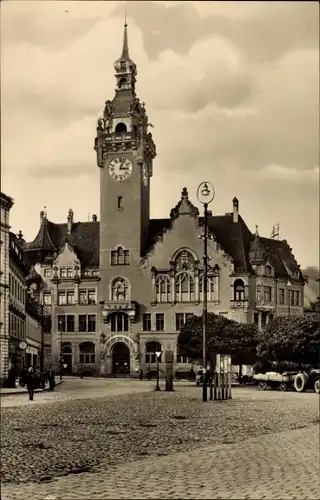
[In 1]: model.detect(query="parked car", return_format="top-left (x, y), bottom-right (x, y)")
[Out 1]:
top-left (175, 369), bottom-right (196, 382)
top-left (293, 369), bottom-right (320, 393)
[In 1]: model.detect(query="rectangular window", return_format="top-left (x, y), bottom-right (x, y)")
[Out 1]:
top-left (155, 313), bottom-right (165, 331)
top-left (43, 292), bottom-right (52, 305)
top-left (79, 315), bottom-right (87, 332)
top-left (66, 315), bottom-right (75, 332)
top-left (111, 252), bottom-right (117, 266)
top-left (80, 353), bottom-right (95, 364)
top-left (44, 268), bottom-right (51, 278)
top-left (79, 290), bottom-right (88, 304)
top-left (88, 290), bottom-right (96, 304)
top-left (175, 313), bottom-right (184, 331)
top-left (67, 268), bottom-right (73, 278)
top-left (142, 313), bottom-right (151, 331)
top-left (88, 315), bottom-right (96, 332)
top-left (111, 248), bottom-right (130, 266)
top-left (124, 250), bottom-right (129, 265)
top-left (58, 292), bottom-right (66, 305)
top-left (295, 291), bottom-right (300, 306)
top-left (57, 315), bottom-right (66, 332)
top-left (60, 268), bottom-right (67, 278)
top-left (264, 286), bottom-right (272, 303)
top-left (67, 291), bottom-right (75, 305)
top-left (256, 285), bottom-right (261, 301)
top-left (117, 196), bottom-right (123, 210)
top-left (278, 288), bottom-right (285, 305)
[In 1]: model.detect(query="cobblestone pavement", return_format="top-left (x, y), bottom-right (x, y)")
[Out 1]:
top-left (1, 377), bottom-right (155, 408)
top-left (2, 425), bottom-right (319, 500)
top-left (1, 380), bottom-right (319, 499)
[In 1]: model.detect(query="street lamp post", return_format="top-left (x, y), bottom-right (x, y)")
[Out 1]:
top-left (155, 351), bottom-right (162, 391)
top-left (197, 181), bottom-right (215, 403)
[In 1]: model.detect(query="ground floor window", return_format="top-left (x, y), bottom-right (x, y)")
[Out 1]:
top-left (79, 342), bottom-right (95, 364)
top-left (145, 341), bottom-right (162, 364)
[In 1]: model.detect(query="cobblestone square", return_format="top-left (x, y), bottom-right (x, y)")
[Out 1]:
top-left (1, 379), bottom-right (319, 499)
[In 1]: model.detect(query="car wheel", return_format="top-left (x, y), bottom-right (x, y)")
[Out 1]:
top-left (259, 381), bottom-right (267, 390)
top-left (279, 382), bottom-right (287, 392)
top-left (314, 379), bottom-right (320, 394)
top-left (294, 372), bottom-right (307, 393)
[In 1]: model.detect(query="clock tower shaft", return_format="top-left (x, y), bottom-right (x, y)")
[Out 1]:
top-left (94, 21), bottom-right (156, 281)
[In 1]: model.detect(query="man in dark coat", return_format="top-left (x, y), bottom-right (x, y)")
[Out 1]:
top-left (26, 367), bottom-right (36, 401)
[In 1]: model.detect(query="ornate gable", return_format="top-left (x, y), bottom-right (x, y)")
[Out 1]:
top-left (170, 188), bottom-right (199, 221)
top-left (53, 240), bottom-right (81, 268)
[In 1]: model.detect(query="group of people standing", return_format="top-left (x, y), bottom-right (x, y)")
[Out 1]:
top-left (25, 367), bottom-right (56, 401)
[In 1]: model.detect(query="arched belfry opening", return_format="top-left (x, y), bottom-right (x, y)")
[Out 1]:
top-left (115, 122), bottom-right (127, 134)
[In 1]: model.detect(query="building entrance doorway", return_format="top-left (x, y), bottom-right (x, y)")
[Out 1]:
top-left (112, 342), bottom-right (130, 375)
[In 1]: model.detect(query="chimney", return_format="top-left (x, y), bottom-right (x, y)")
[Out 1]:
top-left (232, 197), bottom-right (239, 223)
top-left (92, 214), bottom-right (97, 222)
top-left (67, 209), bottom-right (74, 235)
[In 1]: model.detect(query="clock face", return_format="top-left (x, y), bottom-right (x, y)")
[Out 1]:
top-left (108, 157), bottom-right (132, 182)
top-left (142, 163), bottom-right (148, 186)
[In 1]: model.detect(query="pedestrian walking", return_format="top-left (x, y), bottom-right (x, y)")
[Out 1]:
top-left (26, 367), bottom-right (36, 401)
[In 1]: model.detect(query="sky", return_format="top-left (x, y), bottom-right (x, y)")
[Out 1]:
top-left (1, 1), bottom-right (319, 268)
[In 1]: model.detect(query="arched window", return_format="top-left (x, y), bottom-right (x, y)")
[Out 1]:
top-left (115, 122), bottom-right (127, 134)
top-left (79, 342), bottom-right (95, 364)
top-left (109, 312), bottom-right (129, 333)
top-left (156, 274), bottom-right (171, 303)
top-left (62, 343), bottom-right (72, 354)
top-left (145, 341), bottom-right (162, 364)
top-left (119, 76), bottom-right (127, 88)
top-left (111, 278), bottom-right (129, 301)
top-left (233, 279), bottom-right (245, 301)
top-left (264, 265), bottom-right (272, 276)
top-left (175, 273), bottom-right (195, 302)
top-left (199, 275), bottom-right (216, 302)
top-left (174, 250), bottom-right (195, 271)
top-left (111, 247), bottom-right (129, 266)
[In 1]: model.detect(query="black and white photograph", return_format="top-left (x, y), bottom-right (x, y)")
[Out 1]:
top-left (1, 1), bottom-right (319, 499)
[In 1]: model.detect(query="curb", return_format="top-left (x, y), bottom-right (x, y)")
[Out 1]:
top-left (0, 380), bottom-right (64, 397)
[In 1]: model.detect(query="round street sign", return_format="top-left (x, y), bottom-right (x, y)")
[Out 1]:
top-left (19, 341), bottom-right (27, 350)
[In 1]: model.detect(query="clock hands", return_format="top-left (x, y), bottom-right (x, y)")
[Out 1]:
top-left (119, 158), bottom-right (128, 171)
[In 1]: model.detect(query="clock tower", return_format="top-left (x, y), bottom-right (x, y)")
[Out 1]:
top-left (94, 21), bottom-right (156, 291)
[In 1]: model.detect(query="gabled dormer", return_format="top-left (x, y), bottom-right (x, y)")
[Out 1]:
top-left (52, 241), bottom-right (81, 281)
top-left (249, 225), bottom-right (267, 269)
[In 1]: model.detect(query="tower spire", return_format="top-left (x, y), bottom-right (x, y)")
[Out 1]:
top-left (113, 18), bottom-right (137, 91)
top-left (121, 10), bottom-right (129, 60)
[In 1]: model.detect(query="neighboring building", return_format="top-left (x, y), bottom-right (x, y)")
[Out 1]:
top-left (25, 291), bottom-right (43, 369)
top-left (8, 232), bottom-right (27, 380)
top-left (0, 192), bottom-right (14, 385)
top-left (23, 23), bottom-right (305, 378)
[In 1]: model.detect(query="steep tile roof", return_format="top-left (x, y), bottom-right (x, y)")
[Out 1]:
top-left (24, 220), bottom-right (99, 269)
top-left (24, 214), bottom-right (301, 281)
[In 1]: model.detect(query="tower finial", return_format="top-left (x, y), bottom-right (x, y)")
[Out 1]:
top-left (124, 6), bottom-right (127, 28)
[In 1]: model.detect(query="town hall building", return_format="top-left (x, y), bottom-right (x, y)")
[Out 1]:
top-left (23, 23), bottom-right (305, 377)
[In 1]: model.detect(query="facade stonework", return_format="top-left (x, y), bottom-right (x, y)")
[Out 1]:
top-left (23, 24), bottom-right (305, 378)
top-left (0, 193), bottom-right (14, 384)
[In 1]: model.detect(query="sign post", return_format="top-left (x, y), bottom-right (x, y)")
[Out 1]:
top-left (155, 351), bottom-right (162, 391)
